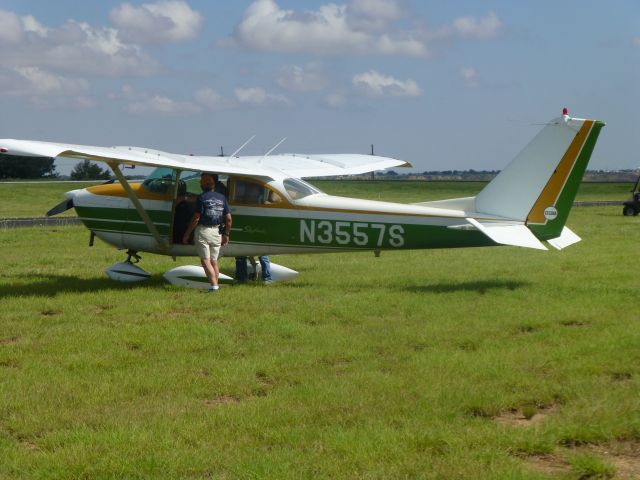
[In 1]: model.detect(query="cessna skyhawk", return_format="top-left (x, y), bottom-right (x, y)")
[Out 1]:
top-left (0, 109), bottom-right (604, 288)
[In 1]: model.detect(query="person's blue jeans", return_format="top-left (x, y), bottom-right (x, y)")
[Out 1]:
top-left (235, 256), bottom-right (271, 281)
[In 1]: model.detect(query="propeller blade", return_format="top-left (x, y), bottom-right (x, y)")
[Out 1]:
top-left (46, 199), bottom-right (74, 217)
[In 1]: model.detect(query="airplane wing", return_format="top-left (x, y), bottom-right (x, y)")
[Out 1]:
top-left (0, 139), bottom-right (411, 179)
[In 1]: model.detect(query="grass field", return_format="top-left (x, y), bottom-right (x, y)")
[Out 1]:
top-left (0, 182), bottom-right (639, 478)
top-left (0, 181), bottom-right (101, 218)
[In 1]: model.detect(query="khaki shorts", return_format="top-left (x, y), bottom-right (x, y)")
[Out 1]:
top-left (195, 225), bottom-right (222, 260)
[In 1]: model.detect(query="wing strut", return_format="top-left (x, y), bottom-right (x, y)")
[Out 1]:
top-left (107, 162), bottom-right (170, 253)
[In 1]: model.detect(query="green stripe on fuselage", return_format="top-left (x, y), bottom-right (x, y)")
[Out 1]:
top-left (75, 206), bottom-right (172, 236)
top-left (75, 205), bottom-right (495, 251)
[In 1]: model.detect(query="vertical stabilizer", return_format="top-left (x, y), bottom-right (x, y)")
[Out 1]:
top-left (474, 114), bottom-right (604, 241)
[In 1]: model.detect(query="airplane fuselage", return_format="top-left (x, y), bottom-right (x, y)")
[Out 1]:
top-left (68, 180), bottom-right (497, 258)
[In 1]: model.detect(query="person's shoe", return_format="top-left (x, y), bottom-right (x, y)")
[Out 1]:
top-left (262, 279), bottom-right (273, 285)
top-left (206, 286), bottom-right (219, 293)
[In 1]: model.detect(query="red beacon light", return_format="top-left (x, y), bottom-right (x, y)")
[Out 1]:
top-left (562, 107), bottom-right (569, 116)
top-left (0, 147), bottom-right (8, 153)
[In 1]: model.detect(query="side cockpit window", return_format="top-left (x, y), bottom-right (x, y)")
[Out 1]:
top-left (283, 178), bottom-right (320, 200)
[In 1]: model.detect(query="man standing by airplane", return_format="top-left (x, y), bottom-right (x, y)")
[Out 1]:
top-left (182, 173), bottom-right (232, 292)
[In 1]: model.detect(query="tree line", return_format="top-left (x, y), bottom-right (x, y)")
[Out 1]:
top-left (0, 156), bottom-right (111, 180)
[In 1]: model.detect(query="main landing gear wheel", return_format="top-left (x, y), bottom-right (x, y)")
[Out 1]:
top-left (105, 250), bottom-right (150, 282)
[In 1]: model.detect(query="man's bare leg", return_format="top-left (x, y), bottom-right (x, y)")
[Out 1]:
top-left (201, 258), bottom-right (218, 287)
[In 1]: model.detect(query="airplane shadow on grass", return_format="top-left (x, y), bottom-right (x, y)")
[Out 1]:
top-left (0, 274), bottom-right (169, 298)
top-left (0, 274), bottom-right (315, 297)
top-left (401, 279), bottom-right (529, 295)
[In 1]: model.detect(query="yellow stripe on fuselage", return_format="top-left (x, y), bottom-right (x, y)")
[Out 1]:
top-left (526, 120), bottom-right (593, 224)
top-left (86, 182), bottom-right (172, 201)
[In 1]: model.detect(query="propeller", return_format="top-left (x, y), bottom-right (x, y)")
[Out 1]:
top-left (46, 198), bottom-right (74, 217)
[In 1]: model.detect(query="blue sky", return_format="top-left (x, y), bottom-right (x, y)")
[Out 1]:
top-left (0, 0), bottom-right (638, 174)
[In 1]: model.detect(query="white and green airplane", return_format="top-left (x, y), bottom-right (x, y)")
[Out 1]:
top-left (0, 110), bottom-right (604, 287)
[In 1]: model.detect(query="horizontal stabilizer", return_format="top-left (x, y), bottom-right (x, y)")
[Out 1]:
top-left (547, 227), bottom-right (581, 250)
top-left (466, 218), bottom-right (547, 250)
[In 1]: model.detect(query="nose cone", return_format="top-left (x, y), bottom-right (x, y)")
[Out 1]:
top-left (64, 188), bottom-right (83, 200)
top-left (46, 189), bottom-right (84, 217)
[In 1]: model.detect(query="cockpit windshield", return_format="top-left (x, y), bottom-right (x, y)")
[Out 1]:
top-left (283, 178), bottom-right (321, 200)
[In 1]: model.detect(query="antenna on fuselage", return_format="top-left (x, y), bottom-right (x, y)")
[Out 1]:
top-left (227, 135), bottom-right (256, 163)
top-left (259, 137), bottom-right (287, 164)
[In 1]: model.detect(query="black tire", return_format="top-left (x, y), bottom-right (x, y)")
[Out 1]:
top-left (623, 206), bottom-right (636, 216)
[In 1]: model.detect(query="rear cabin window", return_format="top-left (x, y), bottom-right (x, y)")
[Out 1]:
top-left (232, 179), bottom-right (282, 205)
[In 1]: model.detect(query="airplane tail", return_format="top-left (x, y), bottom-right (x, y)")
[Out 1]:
top-left (473, 112), bottom-right (605, 249)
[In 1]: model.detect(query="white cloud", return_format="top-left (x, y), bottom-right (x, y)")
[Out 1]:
top-left (128, 95), bottom-right (200, 115)
top-left (0, 10), bottom-right (158, 77)
top-left (110, 1), bottom-right (203, 44)
top-left (460, 66), bottom-right (479, 88)
top-left (13, 66), bottom-right (90, 96)
top-left (322, 92), bottom-right (348, 109)
top-left (235, 87), bottom-right (290, 106)
top-left (27, 96), bottom-right (97, 110)
top-left (348, 0), bottom-right (403, 32)
top-left (21, 15), bottom-right (48, 37)
top-left (194, 88), bottom-right (228, 111)
top-left (633, 37), bottom-right (640, 48)
top-left (227, 0), bottom-right (427, 56)
top-left (0, 66), bottom-right (94, 109)
top-left (452, 12), bottom-right (502, 40)
top-left (109, 85), bottom-right (201, 114)
top-left (0, 10), bottom-right (24, 44)
top-left (352, 70), bottom-right (421, 97)
top-left (276, 64), bottom-right (327, 92)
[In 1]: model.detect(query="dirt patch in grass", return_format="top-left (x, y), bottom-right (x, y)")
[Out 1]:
top-left (495, 405), bottom-right (556, 427)
top-left (523, 440), bottom-right (640, 479)
top-left (203, 395), bottom-right (242, 407)
top-left (0, 336), bottom-right (19, 345)
top-left (93, 305), bottom-right (113, 315)
top-left (560, 319), bottom-right (589, 327)
top-left (610, 371), bottom-right (633, 383)
top-left (523, 454), bottom-right (572, 477)
top-left (590, 441), bottom-right (640, 479)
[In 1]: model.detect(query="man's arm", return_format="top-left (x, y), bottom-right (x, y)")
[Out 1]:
top-left (182, 212), bottom-right (200, 244)
top-left (221, 213), bottom-right (232, 246)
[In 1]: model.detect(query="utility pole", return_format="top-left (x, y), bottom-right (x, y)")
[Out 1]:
top-left (370, 144), bottom-right (375, 181)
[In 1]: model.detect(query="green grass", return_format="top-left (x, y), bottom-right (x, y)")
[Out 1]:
top-left (0, 181), bottom-right (100, 218)
top-left (0, 183), bottom-right (639, 478)
top-left (567, 452), bottom-right (615, 479)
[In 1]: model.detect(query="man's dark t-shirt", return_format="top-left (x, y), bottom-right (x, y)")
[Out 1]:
top-left (197, 190), bottom-right (230, 226)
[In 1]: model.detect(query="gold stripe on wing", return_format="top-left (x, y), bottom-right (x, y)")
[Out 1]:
top-left (527, 120), bottom-right (593, 224)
